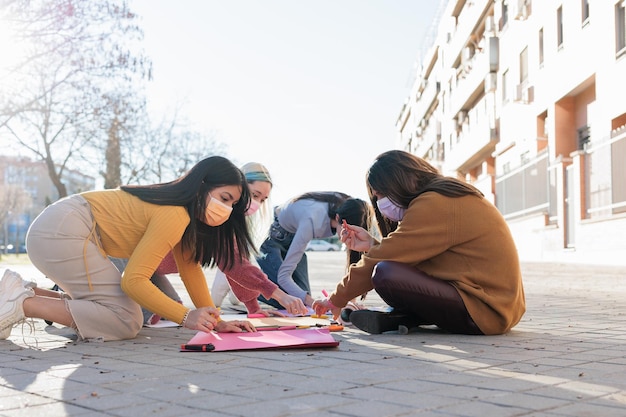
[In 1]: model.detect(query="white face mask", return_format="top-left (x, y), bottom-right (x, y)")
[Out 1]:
top-left (376, 197), bottom-right (406, 222)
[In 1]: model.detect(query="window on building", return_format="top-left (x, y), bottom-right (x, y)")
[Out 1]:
top-left (539, 28), bottom-right (545, 65)
top-left (520, 151), bottom-right (530, 164)
top-left (502, 0), bottom-right (509, 29)
top-left (582, 0), bottom-right (590, 24)
top-left (617, 1), bottom-right (626, 55)
top-left (557, 6), bottom-right (564, 48)
top-left (578, 125), bottom-right (591, 149)
top-left (519, 47), bottom-right (529, 84)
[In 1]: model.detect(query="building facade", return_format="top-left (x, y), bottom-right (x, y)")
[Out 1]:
top-left (0, 155), bottom-right (95, 252)
top-left (398, 0), bottom-right (626, 265)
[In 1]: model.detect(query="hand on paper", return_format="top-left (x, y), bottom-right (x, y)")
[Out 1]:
top-left (186, 307), bottom-right (220, 332)
top-left (215, 319), bottom-right (256, 333)
top-left (312, 298), bottom-right (341, 321)
top-left (270, 289), bottom-right (308, 316)
top-left (340, 220), bottom-right (374, 252)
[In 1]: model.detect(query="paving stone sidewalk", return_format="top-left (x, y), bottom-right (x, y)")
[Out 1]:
top-left (0, 253), bottom-right (625, 417)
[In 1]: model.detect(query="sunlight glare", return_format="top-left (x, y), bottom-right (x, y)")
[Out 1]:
top-left (0, 15), bottom-right (25, 74)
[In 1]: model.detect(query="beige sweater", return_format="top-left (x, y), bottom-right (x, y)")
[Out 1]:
top-left (330, 192), bottom-right (526, 335)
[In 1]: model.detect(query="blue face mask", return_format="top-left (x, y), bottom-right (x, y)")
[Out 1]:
top-left (376, 197), bottom-right (406, 222)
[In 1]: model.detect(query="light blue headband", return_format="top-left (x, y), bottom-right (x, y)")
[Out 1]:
top-left (245, 171), bottom-right (272, 184)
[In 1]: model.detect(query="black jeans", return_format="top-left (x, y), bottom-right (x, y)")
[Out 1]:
top-left (372, 261), bottom-right (483, 335)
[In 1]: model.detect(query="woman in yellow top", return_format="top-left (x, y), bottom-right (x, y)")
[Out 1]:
top-left (313, 150), bottom-right (526, 335)
top-left (1, 156), bottom-right (256, 341)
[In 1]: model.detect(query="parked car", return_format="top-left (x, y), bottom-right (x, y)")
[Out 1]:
top-left (305, 240), bottom-right (341, 252)
top-left (1, 244), bottom-right (27, 254)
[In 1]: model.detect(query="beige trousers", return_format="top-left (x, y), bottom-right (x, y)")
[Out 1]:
top-left (26, 195), bottom-right (143, 341)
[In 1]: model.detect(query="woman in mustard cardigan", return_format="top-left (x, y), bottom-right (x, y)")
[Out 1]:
top-left (313, 150), bottom-right (526, 335)
top-left (0, 156), bottom-right (258, 341)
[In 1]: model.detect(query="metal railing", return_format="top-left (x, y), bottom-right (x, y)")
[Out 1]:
top-left (584, 133), bottom-right (626, 218)
top-left (495, 151), bottom-right (550, 220)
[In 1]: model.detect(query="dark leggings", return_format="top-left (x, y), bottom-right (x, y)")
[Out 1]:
top-left (372, 261), bottom-right (483, 335)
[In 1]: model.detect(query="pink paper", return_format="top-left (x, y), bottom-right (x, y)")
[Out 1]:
top-left (182, 328), bottom-right (339, 352)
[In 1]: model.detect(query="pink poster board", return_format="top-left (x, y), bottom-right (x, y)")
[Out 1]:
top-left (181, 328), bottom-right (339, 352)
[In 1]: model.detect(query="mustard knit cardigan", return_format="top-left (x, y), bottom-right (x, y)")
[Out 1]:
top-left (330, 192), bottom-right (526, 335)
top-left (83, 189), bottom-right (214, 324)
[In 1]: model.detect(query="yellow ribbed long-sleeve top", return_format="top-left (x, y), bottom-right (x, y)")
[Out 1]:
top-left (82, 189), bottom-right (215, 324)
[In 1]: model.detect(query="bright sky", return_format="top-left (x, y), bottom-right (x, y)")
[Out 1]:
top-left (131, 1), bottom-right (441, 205)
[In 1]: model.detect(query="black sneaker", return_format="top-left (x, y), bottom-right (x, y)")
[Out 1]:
top-left (350, 310), bottom-right (419, 334)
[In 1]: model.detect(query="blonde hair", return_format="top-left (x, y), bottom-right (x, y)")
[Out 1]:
top-left (241, 162), bottom-right (273, 247)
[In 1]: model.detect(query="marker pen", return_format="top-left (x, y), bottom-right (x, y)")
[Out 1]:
top-left (258, 325), bottom-right (297, 331)
top-left (180, 343), bottom-right (215, 351)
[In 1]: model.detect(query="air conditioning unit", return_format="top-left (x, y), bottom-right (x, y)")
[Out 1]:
top-left (456, 111), bottom-right (467, 126)
top-left (525, 86), bottom-right (534, 103)
top-left (488, 37), bottom-right (499, 72)
top-left (515, 0), bottom-right (529, 20)
top-left (514, 84), bottom-right (534, 103)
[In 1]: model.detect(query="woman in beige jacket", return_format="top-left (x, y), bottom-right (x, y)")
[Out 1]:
top-left (313, 150), bottom-right (525, 335)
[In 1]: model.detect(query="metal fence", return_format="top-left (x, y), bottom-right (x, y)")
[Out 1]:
top-left (495, 150), bottom-right (550, 220)
top-left (584, 133), bottom-right (626, 218)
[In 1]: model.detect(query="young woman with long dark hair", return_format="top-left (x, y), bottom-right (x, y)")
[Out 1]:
top-left (314, 150), bottom-right (526, 335)
top-left (0, 156), bottom-right (257, 341)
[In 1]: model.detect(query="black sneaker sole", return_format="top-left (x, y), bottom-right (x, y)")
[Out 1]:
top-left (350, 310), bottom-right (418, 334)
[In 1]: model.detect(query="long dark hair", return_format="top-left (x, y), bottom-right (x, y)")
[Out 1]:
top-left (293, 191), bottom-right (372, 268)
top-left (367, 150), bottom-right (484, 237)
top-left (336, 198), bottom-right (373, 267)
top-left (121, 156), bottom-right (253, 270)
top-left (292, 191), bottom-right (351, 218)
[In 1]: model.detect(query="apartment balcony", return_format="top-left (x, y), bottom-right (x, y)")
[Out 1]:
top-left (446, 0), bottom-right (493, 62)
top-left (444, 115), bottom-right (497, 173)
top-left (414, 120), bottom-right (440, 159)
top-left (450, 38), bottom-right (498, 115)
top-left (412, 79), bottom-right (440, 121)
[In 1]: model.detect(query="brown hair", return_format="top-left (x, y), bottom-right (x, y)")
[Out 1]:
top-left (366, 150), bottom-right (483, 237)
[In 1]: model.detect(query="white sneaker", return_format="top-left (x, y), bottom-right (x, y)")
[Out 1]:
top-left (0, 269), bottom-right (36, 339)
top-left (1, 269), bottom-right (37, 292)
